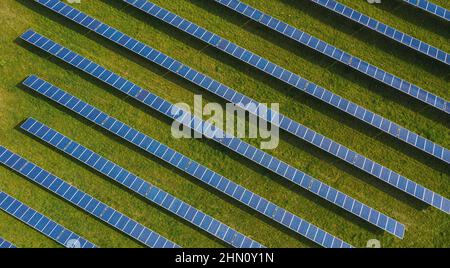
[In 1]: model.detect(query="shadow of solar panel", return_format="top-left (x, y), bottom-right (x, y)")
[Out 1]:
top-left (0, 237), bottom-right (16, 248)
top-left (0, 147), bottom-right (179, 248)
top-left (19, 26), bottom-right (412, 238)
top-left (309, 0), bottom-right (450, 66)
top-left (0, 190), bottom-right (96, 248)
top-left (28, 0), bottom-right (450, 163)
top-left (20, 118), bottom-right (264, 249)
top-left (403, 0), bottom-right (450, 21)
top-left (21, 75), bottom-right (353, 248)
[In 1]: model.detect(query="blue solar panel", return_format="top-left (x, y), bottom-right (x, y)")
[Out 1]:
top-left (22, 75), bottom-right (353, 248)
top-left (121, 0), bottom-right (450, 212)
top-left (0, 190), bottom-right (96, 248)
top-left (0, 147), bottom-right (179, 248)
top-left (403, 0), bottom-right (450, 21)
top-left (19, 28), bottom-right (408, 239)
top-left (309, 0), bottom-right (450, 66)
top-left (30, 0), bottom-right (450, 164)
top-left (20, 118), bottom-right (264, 249)
top-left (211, 0), bottom-right (449, 114)
top-left (0, 237), bottom-right (16, 248)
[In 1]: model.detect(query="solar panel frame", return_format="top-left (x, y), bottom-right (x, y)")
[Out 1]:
top-left (0, 147), bottom-right (179, 248)
top-left (120, 0), bottom-right (450, 210)
top-left (21, 75), bottom-right (353, 248)
top-left (30, 0), bottom-right (450, 165)
top-left (210, 0), bottom-right (449, 115)
top-left (20, 117), bottom-right (264, 249)
top-left (0, 190), bottom-right (96, 248)
top-left (0, 237), bottom-right (16, 248)
top-left (19, 26), bottom-right (411, 237)
top-left (309, 0), bottom-right (450, 66)
top-left (403, 0), bottom-right (450, 21)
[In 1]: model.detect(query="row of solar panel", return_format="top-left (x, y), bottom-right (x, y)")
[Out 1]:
top-left (0, 190), bottom-right (96, 248)
top-left (22, 74), bottom-right (352, 248)
top-left (0, 237), bottom-right (16, 248)
top-left (310, 0), bottom-right (450, 66)
top-left (32, 0), bottom-right (449, 167)
top-left (210, 0), bottom-right (449, 114)
top-left (403, 0), bottom-right (450, 21)
top-left (0, 147), bottom-right (179, 248)
top-left (19, 29), bottom-right (407, 240)
top-left (121, 0), bottom-right (450, 214)
top-left (20, 117), bottom-right (264, 249)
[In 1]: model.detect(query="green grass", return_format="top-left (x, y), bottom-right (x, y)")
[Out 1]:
top-left (0, 0), bottom-right (448, 248)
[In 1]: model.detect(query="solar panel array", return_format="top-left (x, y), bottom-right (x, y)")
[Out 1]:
top-left (22, 2), bottom-right (450, 217)
top-left (31, 0), bottom-right (450, 166)
top-left (0, 190), bottom-right (96, 248)
top-left (122, 0), bottom-right (450, 214)
top-left (309, 0), bottom-right (450, 66)
top-left (20, 30), bottom-right (407, 240)
top-left (21, 118), bottom-right (264, 249)
top-left (0, 147), bottom-right (179, 248)
top-left (0, 237), bottom-right (16, 248)
top-left (21, 75), bottom-right (353, 248)
top-left (6, 0), bottom-right (445, 248)
top-left (211, 0), bottom-right (449, 114)
top-left (403, 0), bottom-right (450, 21)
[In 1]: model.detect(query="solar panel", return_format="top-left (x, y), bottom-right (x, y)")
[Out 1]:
top-left (0, 190), bottom-right (96, 248)
top-left (0, 237), bottom-right (16, 248)
top-left (19, 28), bottom-right (407, 240)
top-left (20, 118), bottom-right (264, 249)
top-left (21, 76), bottom-right (353, 248)
top-left (121, 0), bottom-right (450, 214)
top-left (403, 0), bottom-right (450, 21)
top-left (211, 0), bottom-right (449, 115)
top-left (309, 0), bottom-right (450, 66)
top-left (29, 0), bottom-right (450, 166)
top-left (0, 147), bottom-right (179, 248)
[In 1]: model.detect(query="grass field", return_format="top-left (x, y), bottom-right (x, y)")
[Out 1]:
top-left (0, 0), bottom-right (448, 248)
